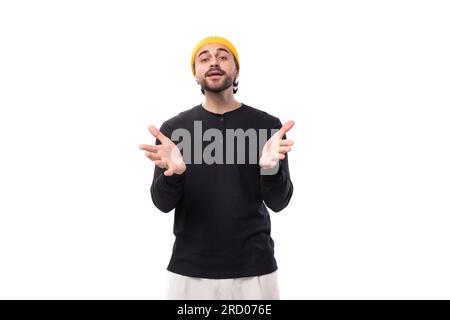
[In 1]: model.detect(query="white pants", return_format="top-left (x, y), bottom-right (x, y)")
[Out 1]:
top-left (165, 270), bottom-right (280, 300)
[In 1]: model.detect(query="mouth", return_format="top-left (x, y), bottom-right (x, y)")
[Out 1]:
top-left (208, 74), bottom-right (223, 80)
top-left (207, 70), bottom-right (224, 78)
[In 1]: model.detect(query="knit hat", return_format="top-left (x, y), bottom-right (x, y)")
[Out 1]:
top-left (191, 36), bottom-right (240, 76)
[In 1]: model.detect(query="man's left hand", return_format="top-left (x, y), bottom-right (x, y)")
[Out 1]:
top-left (259, 120), bottom-right (295, 169)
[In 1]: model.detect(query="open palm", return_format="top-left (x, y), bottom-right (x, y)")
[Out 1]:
top-left (139, 125), bottom-right (186, 176)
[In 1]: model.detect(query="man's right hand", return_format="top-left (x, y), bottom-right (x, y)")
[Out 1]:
top-left (139, 125), bottom-right (186, 176)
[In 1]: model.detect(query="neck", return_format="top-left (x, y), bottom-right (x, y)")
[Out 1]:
top-left (202, 89), bottom-right (241, 114)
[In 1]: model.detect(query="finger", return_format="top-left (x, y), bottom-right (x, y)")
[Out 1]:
top-left (278, 120), bottom-right (295, 137)
top-left (278, 146), bottom-right (291, 153)
top-left (260, 163), bottom-right (270, 169)
top-left (262, 160), bottom-right (278, 169)
top-left (139, 144), bottom-right (161, 152)
top-left (279, 153), bottom-right (286, 160)
top-left (280, 139), bottom-right (294, 146)
top-left (145, 151), bottom-right (161, 161)
top-left (259, 160), bottom-right (273, 169)
top-left (164, 165), bottom-right (174, 176)
top-left (148, 125), bottom-right (167, 141)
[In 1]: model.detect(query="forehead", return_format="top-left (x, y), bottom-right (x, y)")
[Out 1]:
top-left (196, 43), bottom-right (231, 58)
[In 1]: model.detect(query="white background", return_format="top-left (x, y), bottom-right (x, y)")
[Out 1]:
top-left (0, 0), bottom-right (449, 299)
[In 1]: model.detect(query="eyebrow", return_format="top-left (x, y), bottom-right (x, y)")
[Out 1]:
top-left (197, 48), bottom-right (230, 59)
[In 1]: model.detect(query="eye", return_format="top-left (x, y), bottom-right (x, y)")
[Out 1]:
top-left (219, 56), bottom-right (227, 60)
top-left (200, 57), bottom-right (209, 63)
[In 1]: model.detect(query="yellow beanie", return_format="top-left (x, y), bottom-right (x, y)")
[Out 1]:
top-left (191, 36), bottom-right (240, 76)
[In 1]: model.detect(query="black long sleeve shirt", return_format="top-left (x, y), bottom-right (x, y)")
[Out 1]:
top-left (150, 103), bottom-right (293, 279)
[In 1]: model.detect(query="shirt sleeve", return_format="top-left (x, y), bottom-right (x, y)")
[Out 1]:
top-left (150, 121), bottom-right (186, 213)
top-left (259, 117), bottom-right (294, 212)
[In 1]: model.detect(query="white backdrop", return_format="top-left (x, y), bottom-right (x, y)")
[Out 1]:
top-left (0, 0), bottom-right (449, 299)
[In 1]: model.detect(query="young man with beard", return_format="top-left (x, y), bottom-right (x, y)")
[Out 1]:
top-left (139, 36), bottom-right (295, 299)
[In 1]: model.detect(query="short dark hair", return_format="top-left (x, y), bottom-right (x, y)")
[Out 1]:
top-left (199, 57), bottom-right (239, 95)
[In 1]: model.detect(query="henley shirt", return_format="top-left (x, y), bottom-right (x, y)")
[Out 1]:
top-left (150, 103), bottom-right (293, 279)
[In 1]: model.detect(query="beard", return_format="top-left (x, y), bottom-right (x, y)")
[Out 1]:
top-left (200, 73), bottom-right (234, 93)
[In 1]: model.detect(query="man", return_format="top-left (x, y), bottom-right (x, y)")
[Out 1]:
top-left (139, 36), bottom-right (294, 299)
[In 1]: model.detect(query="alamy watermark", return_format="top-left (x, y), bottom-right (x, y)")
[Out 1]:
top-left (169, 121), bottom-right (281, 175)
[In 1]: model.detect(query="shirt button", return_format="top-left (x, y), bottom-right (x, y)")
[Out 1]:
top-left (218, 117), bottom-right (224, 121)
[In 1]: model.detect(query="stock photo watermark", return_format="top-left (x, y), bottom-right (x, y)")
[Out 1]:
top-left (169, 121), bottom-right (281, 175)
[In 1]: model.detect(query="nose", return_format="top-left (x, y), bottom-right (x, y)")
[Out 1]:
top-left (209, 56), bottom-right (220, 68)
